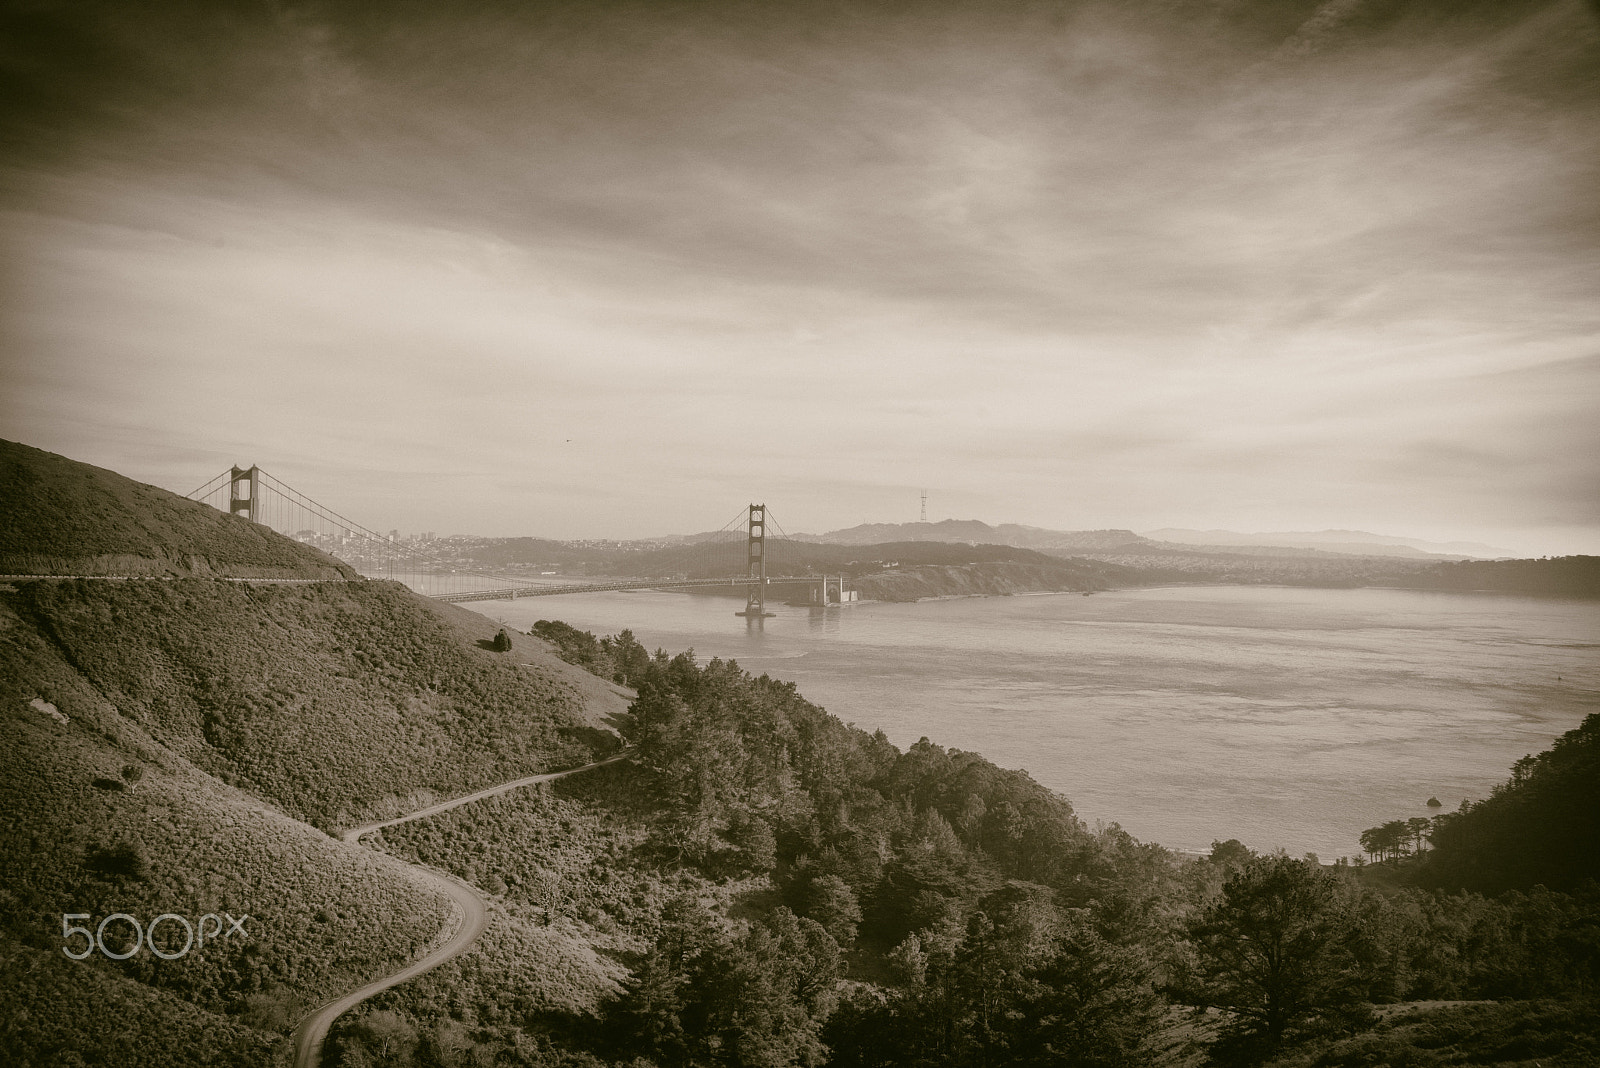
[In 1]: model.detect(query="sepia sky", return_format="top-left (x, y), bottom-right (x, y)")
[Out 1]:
top-left (2, 0), bottom-right (1597, 552)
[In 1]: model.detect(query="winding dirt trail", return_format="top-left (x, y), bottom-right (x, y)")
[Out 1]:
top-left (291, 752), bottom-right (630, 1068)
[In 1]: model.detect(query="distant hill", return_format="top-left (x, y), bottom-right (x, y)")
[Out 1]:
top-left (1140, 527), bottom-right (1507, 559)
top-left (797, 519), bottom-right (1153, 553)
top-left (0, 439), bottom-right (355, 579)
top-left (1390, 555), bottom-right (1600, 599)
top-left (464, 536), bottom-right (601, 569)
top-left (796, 519), bottom-right (1501, 561)
top-left (600, 536), bottom-right (1135, 582)
top-left (457, 520), bottom-right (1587, 599)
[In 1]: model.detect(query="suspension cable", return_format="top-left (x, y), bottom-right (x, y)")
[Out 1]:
top-left (258, 470), bottom-right (561, 586)
top-left (184, 470), bottom-right (231, 500)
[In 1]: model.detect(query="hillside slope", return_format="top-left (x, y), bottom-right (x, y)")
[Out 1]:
top-left (8, 578), bottom-right (617, 831)
top-left (0, 439), bottom-right (354, 579)
top-left (797, 519), bottom-right (1153, 553)
top-left (0, 442), bottom-right (632, 1065)
top-left (0, 595), bottom-right (457, 1066)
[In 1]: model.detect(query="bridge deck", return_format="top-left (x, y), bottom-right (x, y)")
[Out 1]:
top-left (435, 575), bottom-right (824, 604)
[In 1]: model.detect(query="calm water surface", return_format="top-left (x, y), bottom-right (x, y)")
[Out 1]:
top-left (464, 585), bottom-right (1600, 860)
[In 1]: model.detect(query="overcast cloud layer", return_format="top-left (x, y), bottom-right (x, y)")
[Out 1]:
top-left (2, 0), bottom-right (1597, 552)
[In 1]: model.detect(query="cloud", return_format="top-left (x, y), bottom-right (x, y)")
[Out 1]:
top-left (1, 0), bottom-right (1596, 548)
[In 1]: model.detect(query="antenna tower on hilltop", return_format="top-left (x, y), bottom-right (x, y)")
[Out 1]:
top-left (920, 489), bottom-right (928, 523)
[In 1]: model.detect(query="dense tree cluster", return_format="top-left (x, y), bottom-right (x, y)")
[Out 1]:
top-left (1355, 714), bottom-right (1600, 893)
top-left (827, 882), bottom-right (1166, 1068)
top-left (616, 897), bottom-right (840, 1067)
top-left (1183, 856), bottom-right (1368, 1062)
top-left (1423, 713), bottom-right (1600, 893)
top-left (357, 648), bottom-right (1187, 1067)
top-left (1357, 817), bottom-right (1433, 863)
top-left (537, 647), bottom-right (1599, 1067)
top-left (575, 652), bottom-right (1186, 1064)
top-left (532, 620), bottom-right (651, 686)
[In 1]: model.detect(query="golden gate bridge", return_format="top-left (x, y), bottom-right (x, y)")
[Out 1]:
top-left (186, 465), bottom-right (853, 618)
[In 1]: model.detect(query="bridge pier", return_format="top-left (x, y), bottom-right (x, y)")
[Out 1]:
top-left (801, 575), bottom-right (856, 606)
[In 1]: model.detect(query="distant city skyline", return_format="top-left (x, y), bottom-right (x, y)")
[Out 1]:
top-left (3, 0), bottom-right (1597, 557)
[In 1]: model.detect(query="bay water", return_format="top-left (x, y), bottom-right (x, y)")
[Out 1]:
top-left (464, 584), bottom-right (1599, 860)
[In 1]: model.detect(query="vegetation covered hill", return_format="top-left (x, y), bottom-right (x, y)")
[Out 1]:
top-left (320, 630), bottom-right (1600, 1068)
top-left (0, 591), bottom-right (456, 1066)
top-left (1357, 713), bottom-right (1600, 895)
top-left (1068, 546), bottom-right (1440, 588)
top-left (0, 443), bottom-right (629, 1065)
top-left (0, 439), bottom-right (355, 579)
top-left (8, 578), bottom-right (615, 831)
top-left (795, 519), bottom-right (1153, 553)
top-left (1424, 712), bottom-right (1600, 892)
top-left (1394, 555), bottom-right (1600, 600)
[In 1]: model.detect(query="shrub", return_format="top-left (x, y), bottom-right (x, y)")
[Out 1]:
top-left (85, 840), bottom-right (150, 882)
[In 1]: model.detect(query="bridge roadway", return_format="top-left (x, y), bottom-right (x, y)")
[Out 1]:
top-left (435, 575), bottom-right (821, 604)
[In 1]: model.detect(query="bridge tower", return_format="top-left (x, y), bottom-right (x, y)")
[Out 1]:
top-left (229, 465), bottom-right (260, 523)
top-left (735, 502), bottom-right (774, 618)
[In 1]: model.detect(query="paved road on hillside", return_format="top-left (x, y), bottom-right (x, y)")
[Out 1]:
top-left (0, 573), bottom-right (344, 584)
top-left (334, 751), bottom-right (631, 846)
top-left (291, 752), bottom-right (630, 1068)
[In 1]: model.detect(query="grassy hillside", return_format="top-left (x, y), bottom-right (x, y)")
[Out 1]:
top-left (0, 597), bottom-right (456, 1066)
top-left (0, 442), bottom-right (633, 1065)
top-left (6, 577), bottom-right (616, 832)
top-left (0, 439), bottom-right (356, 579)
